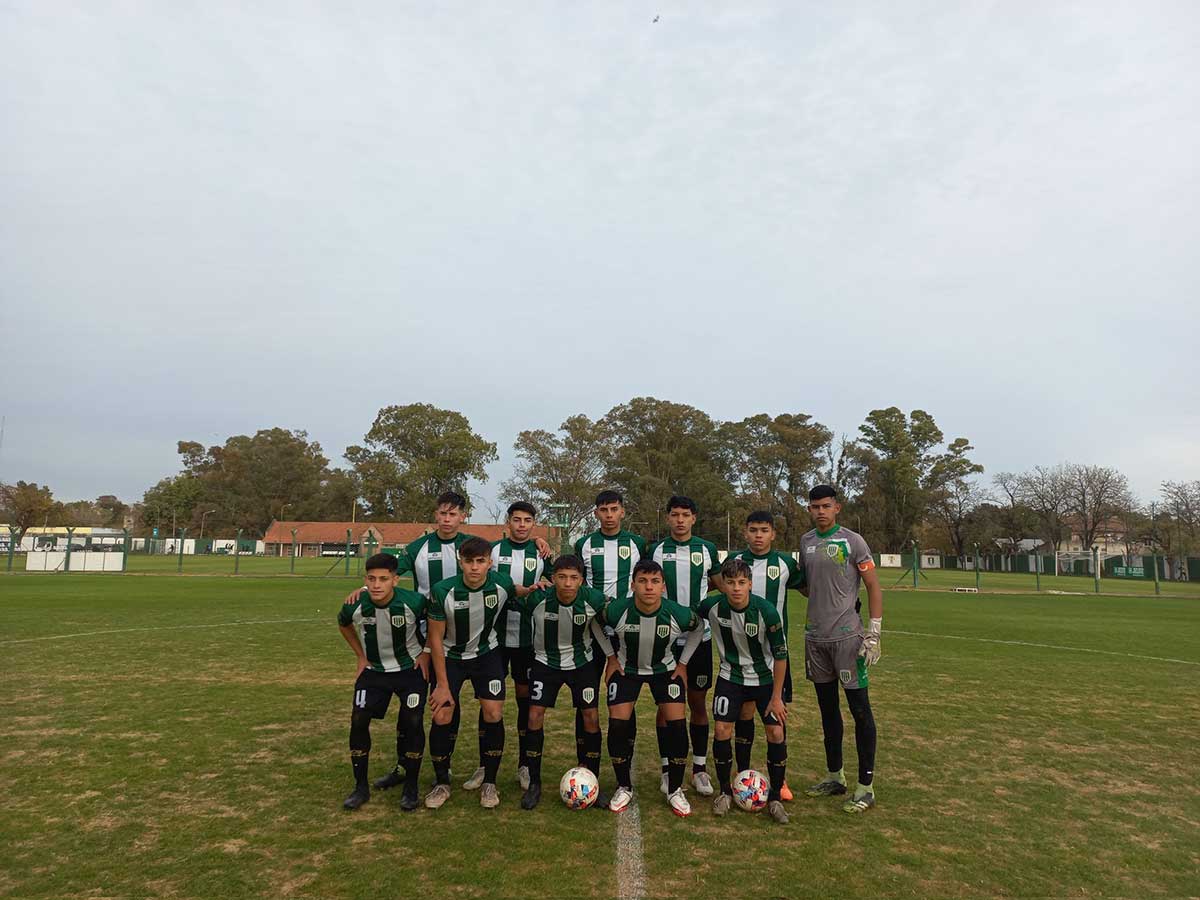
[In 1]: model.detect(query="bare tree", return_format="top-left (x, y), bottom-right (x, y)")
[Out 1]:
top-left (929, 478), bottom-right (992, 557)
top-left (992, 472), bottom-right (1036, 554)
top-left (1062, 464), bottom-right (1131, 550)
top-left (1016, 465), bottom-right (1072, 551)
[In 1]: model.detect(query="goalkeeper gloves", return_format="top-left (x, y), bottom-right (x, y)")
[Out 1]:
top-left (859, 618), bottom-right (882, 665)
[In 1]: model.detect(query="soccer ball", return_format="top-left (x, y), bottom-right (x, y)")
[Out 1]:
top-left (732, 769), bottom-right (769, 812)
top-left (559, 766), bottom-right (600, 810)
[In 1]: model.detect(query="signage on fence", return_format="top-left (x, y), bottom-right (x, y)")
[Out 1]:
top-left (1110, 566), bottom-right (1145, 578)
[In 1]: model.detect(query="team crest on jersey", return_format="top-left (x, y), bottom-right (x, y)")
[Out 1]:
top-left (484, 593), bottom-right (499, 609)
top-left (690, 551), bottom-right (703, 566)
top-left (826, 542), bottom-right (849, 564)
top-left (618, 546), bottom-right (631, 560)
top-left (696, 675), bottom-right (709, 688)
top-left (488, 679), bottom-right (502, 695)
top-left (767, 565), bottom-right (780, 579)
top-left (745, 622), bottom-right (759, 638)
top-left (573, 613), bottom-right (586, 625)
top-left (406, 693), bottom-right (421, 708)
top-left (656, 624), bottom-right (670, 639)
top-left (391, 614), bottom-right (406, 628)
top-left (524, 558), bottom-right (537, 572)
top-left (582, 687), bottom-right (595, 704)
top-left (667, 682), bottom-right (682, 700)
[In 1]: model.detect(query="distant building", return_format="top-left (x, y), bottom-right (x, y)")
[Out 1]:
top-left (260, 520), bottom-right (556, 558)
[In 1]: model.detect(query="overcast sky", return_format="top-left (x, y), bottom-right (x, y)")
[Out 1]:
top-left (2, 1), bottom-right (1197, 514)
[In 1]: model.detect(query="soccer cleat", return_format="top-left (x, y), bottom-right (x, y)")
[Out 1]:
top-left (712, 793), bottom-right (732, 816)
top-left (805, 777), bottom-right (848, 797)
top-left (779, 781), bottom-right (794, 802)
top-left (667, 787), bottom-right (692, 817)
top-left (517, 766), bottom-right (531, 791)
top-left (842, 788), bottom-right (876, 814)
top-left (372, 768), bottom-right (404, 790)
top-left (399, 785), bottom-right (420, 812)
top-left (691, 771), bottom-right (715, 796)
top-left (424, 783), bottom-right (452, 809)
top-left (520, 782), bottom-right (542, 810)
top-left (463, 766), bottom-right (487, 791)
top-left (342, 785), bottom-right (370, 810)
top-left (767, 800), bottom-right (790, 824)
top-left (609, 786), bottom-right (634, 813)
top-left (593, 790), bottom-right (611, 810)
top-left (480, 783), bottom-right (500, 809)
top-left (660, 772), bottom-right (669, 795)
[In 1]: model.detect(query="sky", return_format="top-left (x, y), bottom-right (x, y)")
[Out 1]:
top-left (2, 1), bottom-right (1197, 514)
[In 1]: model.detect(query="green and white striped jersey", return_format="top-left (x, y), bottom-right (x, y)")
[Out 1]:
top-left (725, 548), bottom-right (805, 632)
top-left (574, 530), bottom-right (646, 599)
top-left (603, 597), bottom-right (700, 675)
top-left (491, 538), bottom-right (546, 650)
top-left (520, 585), bottom-right (613, 671)
top-left (649, 535), bottom-right (720, 642)
top-left (337, 588), bottom-right (427, 673)
top-left (696, 592), bottom-right (788, 686)
top-left (427, 571), bottom-right (515, 661)
top-left (397, 531), bottom-right (479, 597)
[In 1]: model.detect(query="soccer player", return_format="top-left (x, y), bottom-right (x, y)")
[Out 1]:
top-left (724, 510), bottom-right (805, 799)
top-left (336, 553), bottom-right (430, 812)
top-left (798, 485), bottom-right (883, 814)
top-left (691, 557), bottom-right (790, 823)
top-left (516, 554), bottom-right (614, 809)
top-left (574, 490), bottom-right (647, 766)
top-left (602, 559), bottom-right (702, 816)
top-left (649, 496), bottom-right (720, 796)
top-left (424, 537), bottom-right (516, 809)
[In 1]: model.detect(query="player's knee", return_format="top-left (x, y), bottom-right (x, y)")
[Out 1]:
top-left (527, 707), bottom-right (546, 730)
top-left (655, 706), bottom-right (668, 726)
top-left (481, 701), bottom-right (504, 723)
top-left (581, 708), bottom-right (600, 731)
top-left (845, 688), bottom-right (873, 722)
top-left (713, 721), bottom-right (733, 741)
top-left (433, 706), bottom-right (455, 726)
top-left (350, 709), bottom-right (374, 731)
top-left (688, 694), bottom-right (709, 722)
top-left (765, 724), bottom-right (785, 744)
top-left (515, 683), bottom-right (529, 699)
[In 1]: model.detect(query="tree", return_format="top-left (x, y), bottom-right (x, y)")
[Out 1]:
top-left (929, 479), bottom-right (992, 557)
top-left (1015, 465), bottom-right (1072, 551)
top-left (1160, 480), bottom-right (1200, 559)
top-left (1062, 464), bottom-right (1131, 550)
top-left (140, 475), bottom-right (202, 534)
top-left (0, 481), bottom-right (56, 531)
top-left (347, 404), bottom-right (497, 520)
top-left (991, 473), bottom-right (1040, 553)
top-left (95, 495), bottom-right (129, 528)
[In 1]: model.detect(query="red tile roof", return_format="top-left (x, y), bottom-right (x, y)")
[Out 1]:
top-left (262, 520), bottom-right (554, 547)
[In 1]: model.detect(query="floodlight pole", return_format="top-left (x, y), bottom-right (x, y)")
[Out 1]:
top-left (199, 509), bottom-right (216, 541)
top-left (235, 528), bottom-right (243, 575)
top-left (177, 529), bottom-right (186, 573)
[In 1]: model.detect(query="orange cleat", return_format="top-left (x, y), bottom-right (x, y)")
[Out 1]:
top-left (779, 781), bottom-right (794, 802)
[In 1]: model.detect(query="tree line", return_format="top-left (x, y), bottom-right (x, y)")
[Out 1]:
top-left (1, 399), bottom-right (1197, 559)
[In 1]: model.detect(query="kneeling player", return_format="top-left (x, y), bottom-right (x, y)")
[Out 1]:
top-left (691, 557), bottom-right (790, 823)
top-left (603, 559), bottom-right (702, 816)
top-left (517, 555), bottom-right (615, 809)
top-left (337, 553), bottom-right (430, 811)
top-left (425, 538), bottom-right (516, 810)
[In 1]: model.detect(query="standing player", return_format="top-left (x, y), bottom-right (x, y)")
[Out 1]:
top-left (798, 485), bottom-right (883, 814)
top-left (574, 490), bottom-right (647, 763)
top-left (458, 501), bottom-right (547, 794)
top-left (602, 560), bottom-right (702, 816)
top-left (724, 510), bottom-right (806, 799)
top-left (424, 538), bottom-right (516, 809)
top-left (336, 553), bottom-right (430, 812)
top-left (649, 496), bottom-right (720, 796)
top-left (516, 555), bottom-right (615, 809)
top-left (691, 557), bottom-right (790, 824)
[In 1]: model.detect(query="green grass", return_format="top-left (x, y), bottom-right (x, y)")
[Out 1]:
top-left (1, 575), bottom-right (1198, 898)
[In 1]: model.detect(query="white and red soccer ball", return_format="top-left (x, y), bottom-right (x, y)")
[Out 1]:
top-left (732, 769), bottom-right (769, 812)
top-left (559, 767), bottom-right (599, 810)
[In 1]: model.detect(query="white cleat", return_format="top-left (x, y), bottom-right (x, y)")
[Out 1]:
top-left (667, 787), bottom-right (692, 817)
top-left (463, 766), bottom-right (486, 791)
top-left (660, 772), bottom-right (669, 795)
top-left (517, 766), bottom-right (530, 791)
top-left (424, 783), bottom-right (451, 809)
top-left (691, 771), bottom-right (715, 796)
top-left (480, 783), bottom-right (500, 809)
top-left (609, 786), bottom-right (634, 813)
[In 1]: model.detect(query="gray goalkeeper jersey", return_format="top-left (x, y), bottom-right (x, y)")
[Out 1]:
top-left (798, 525), bottom-right (875, 642)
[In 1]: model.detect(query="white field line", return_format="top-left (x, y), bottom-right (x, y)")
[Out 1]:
top-left (887, 629), bottom-right (1199, 666)
top-left (615, 798), bottom-right (647, 900)
top-left (0, 617), bottom-right (326, 645)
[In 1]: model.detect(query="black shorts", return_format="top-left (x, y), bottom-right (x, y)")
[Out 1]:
top-left (445, 651), bottom-right (506, 702)
top-left (680, 639), bottom-right (714, 692)
top-left (606, 670), bottom-right (686, 707)
top-left (352, 667), bottom-right (428, 719)
top-left (782, 656), bottom-right (793, 704)
top-left (528, 660), bottom-right (601, 709)
top-left (711, 677), bottom-right (781, 726)
top-left (502, 646), bottom-right (534, 686)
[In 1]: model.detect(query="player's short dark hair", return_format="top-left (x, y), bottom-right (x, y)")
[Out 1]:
top-left (595, 489), bottom-right (624, 507)
top-left (506, 501), bottom-right (537, 519)
top-left (809, 484), bottom-right (838, 502)
top-left (720, 557), bottom-right (752, 581)
top-left (552, 554), bottom-right (585, 575)
top-left (746, 510), bottom-right (775, 526)
top-left (632, 559), bottom-right (663, 579)
top-left (365, 552), bottom-right (398, 573)
top-left (459, 537), bottom-right (492, 559)
top-left (436, 491), bottom-right (467, 511)
top-left (666, 495), bottom-right (697, 514)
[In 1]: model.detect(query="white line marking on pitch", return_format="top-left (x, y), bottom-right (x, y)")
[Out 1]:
top-left (887, 629), bottom-right (1199, 666)
top-left (615, 799), bottom-right (646, 900)
top-left (0, 617), bottom-right (325, 645)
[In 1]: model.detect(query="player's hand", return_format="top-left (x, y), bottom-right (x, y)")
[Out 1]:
top-left (767, 696), bottom-right (788, 725)
top-left (429, 684), bottom-right (454, 712)
top-left (415, 653), bottom-right (431, 681)
top-left (534, 537), bottom-right (553, 558)
top-left (603, 656), bottom-right (623, 682)
top-left (343, 588), bottom-right (362, 605)
top-left (355, 657), bottom-right (369, 677)
top-left (536, 577), bottom-right (552, 589)
top-left (859, 618), bottom-right (882, 666)
top-left (671, 663), bottom-right (687, 685)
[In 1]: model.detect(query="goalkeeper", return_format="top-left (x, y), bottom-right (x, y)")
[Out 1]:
top-left (798, 485), bottom-right (884, 813)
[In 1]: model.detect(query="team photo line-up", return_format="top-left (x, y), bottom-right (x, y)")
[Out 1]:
top-left (336, 486), bottom-right (883, 822)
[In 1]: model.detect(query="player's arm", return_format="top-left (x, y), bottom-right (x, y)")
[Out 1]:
top-left (425, 586), bottom-right (453, 709)
top-left (336, 605), bottom-right (369, 676)
top-left (589, 617), bottom-right (620, 676)
top-left (860, 562), bottom-right (883, 664)
top-left (673, 608), bottom-right (701, 681)
top-left (765, 609), bottom-right (789, 720)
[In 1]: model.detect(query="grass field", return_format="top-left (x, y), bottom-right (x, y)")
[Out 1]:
top-left (1, 573), bottom-right (1198, 899)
